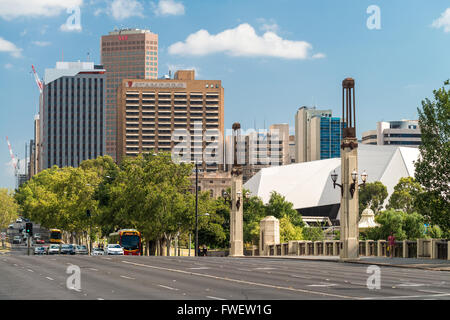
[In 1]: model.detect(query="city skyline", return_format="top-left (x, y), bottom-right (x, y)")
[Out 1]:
top-left (2, 0), bottom-right (450, 189)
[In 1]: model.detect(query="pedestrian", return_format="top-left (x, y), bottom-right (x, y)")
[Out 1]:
top-left (202, 244), bottom-right (208, 257)
top-left (388, 232), bottom-right (395, 259)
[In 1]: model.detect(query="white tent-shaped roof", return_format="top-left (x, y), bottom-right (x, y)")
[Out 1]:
top-left (244, 145), bottom-right (420, 220)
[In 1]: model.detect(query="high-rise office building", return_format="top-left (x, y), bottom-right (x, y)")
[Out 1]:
top-left (310, 116), bottom-right (342, 160)
top-left (295, 106), bottom-right (339, 163)
top-left (362, 120), bottom-right (421, 147)
top-left (225, 124), bottom-right (290, 183)
top-left (40, 61), bottom-right (106, 170)
top-left (116, 70), bottom-right (224, 172)
top-left (101, 28), bottom-right (159, 161)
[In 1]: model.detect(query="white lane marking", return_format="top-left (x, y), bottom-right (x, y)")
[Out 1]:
top-left (362, 293), bottom-right (450, 300)
top-left (207, 296), bottom-right (226, 300)
top-left (13, 264), bottom-right (18, 266)
top-left (120, 275), bottom-right (135, 280)
top-left (89, 268), bottom-right (98, 271)
top-left (308, 283), bottom-right (337, 287)
top-left (97, 298), bottom-right (105, 300)
top-left (397, 283), bottom-right (426, 287)
top-left (188, 267), bottom-right (210, 270)
top-left (158, 284), bottom-right (179, 291)
top-left (255, 267), bottom-right (275, 270)
top-left (46, 277), bottom-right (54, 281)
top-left (121, 260), bottom-right (357, 300)
top-left (27, 269), bottom-right (34, 273)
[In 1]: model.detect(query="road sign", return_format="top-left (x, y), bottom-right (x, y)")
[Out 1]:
top-left (0, 232), bottom-right (6, 240)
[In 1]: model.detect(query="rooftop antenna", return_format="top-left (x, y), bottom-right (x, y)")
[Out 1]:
top-left (87, 51), bottom-right (90, 62)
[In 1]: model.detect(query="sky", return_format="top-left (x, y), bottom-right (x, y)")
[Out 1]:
top-left (0, 0), bottom-right (450, 189)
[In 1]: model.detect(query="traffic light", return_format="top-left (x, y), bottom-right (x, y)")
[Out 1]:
top-left (25, 222), bottom-right (33, 236)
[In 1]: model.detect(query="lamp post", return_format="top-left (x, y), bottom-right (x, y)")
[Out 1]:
top-left (194, 161), bottom-right (200, 257)
top-left (86, 209), bottom-right (91, 255)
top-left (331, 170), bottom-right (367, 197)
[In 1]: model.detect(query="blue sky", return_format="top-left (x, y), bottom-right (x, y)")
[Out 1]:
top-left (1, 0), bottom-right (450, 189)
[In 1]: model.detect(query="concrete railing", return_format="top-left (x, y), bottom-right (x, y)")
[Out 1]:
top-left (260, 239), bottom-right (449, 260)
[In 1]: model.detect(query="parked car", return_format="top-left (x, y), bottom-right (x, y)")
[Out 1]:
top-left (34, 247), bottom-right (47, 255)
top-left (75, 245), bottom-right (88, 255)
top-left (16, 218), bottom-right (23, 223)
top-left (91, 247), bottom-right (105, 256)
top-left (13, 236), bottom-right (22, 244)
top-left (105, 244), bottom-right (124, 255)
top-left (48, 244), bottom-right (60, 255)
top-left (8, 224), bottom-right (14, 229)
top-left (60, 244), bottom-right (76, 255)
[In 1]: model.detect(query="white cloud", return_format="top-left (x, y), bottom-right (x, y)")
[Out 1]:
top-left (0, 37), bottom-right (22, 58)
top-left (257, 18), bottom-right (280, 34)
top-left (0, 0), bottom-right (83, 20)
top-left (32, 41), bottom-right (52, 47)
top-left (4, 63), bottom-right (13, 69)
top-left (168, 23), bottom-right (324, 60)
top-left (20, 30), bottom-right (27, 36)
top-left (154, 0), bottom-right (184, 16)
top-left (109, 0), bottom-right (144, 20)
top-left (60, 23), bottom-right (82, 32)
top-left (432, 8), bottom-right (450, 32)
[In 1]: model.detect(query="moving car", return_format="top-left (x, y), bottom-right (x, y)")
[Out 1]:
top-left (16, 218), bottom-right (23, 223)
top-left (48, 244), bottom-right (60, 255)
top-left (105, 244), bottom-right (124, 255)
top-left (8, 224), bottom-right (14, 229)
top-left (35, 238), bottom-right (45, 244)
top-left (34, 247), bottom-right (46, 255)
top-left (33, 233), bottom-right (41, 239)
top-left (91, 247), bottom-right (105, 256)
top-left (75, 245), bottom-right (88, 255)
top-left (13, 236), bottom-right (22, 244)
top-left (60, 244), bottom-right (75, 255)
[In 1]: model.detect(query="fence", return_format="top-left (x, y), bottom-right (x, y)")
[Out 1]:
top-left (260, 239), bottom-right (449, 260)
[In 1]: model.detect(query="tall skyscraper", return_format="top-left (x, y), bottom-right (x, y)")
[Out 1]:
top-left (310, 116), bottom-right (342, 160)
top-left (101, 28), bottom-right (159, 161)
top-left (40, 61), bottom-right (106, 170)
top-left (362, 120), bottom-right (421, 147)
top-left (116, 70), bottom-right (224, 172)
top-left (295, 106), bottom-right (332, 163)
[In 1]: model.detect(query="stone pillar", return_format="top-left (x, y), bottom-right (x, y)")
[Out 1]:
top-left (229, 174), bottom-right (244, 257)
top-left (340, 137), bottom-right (360, 260)
top-left (259, 216), bottom-right (280, 256)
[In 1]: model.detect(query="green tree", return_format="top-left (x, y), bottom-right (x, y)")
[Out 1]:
top-left (0, 188), bottom-right (19, 229)
top-left (415, 80), bottom-right (450, 231)
top-left (265, 191), bottom-right (304, 227)
top-left (387, 177), bottom-right (423, 214)
top-left (359, 181), bottom-right (388, 215)
top-left (302, 227), bottom-right (324, 241)
top-left (279, 215), bottom-right (303, 242)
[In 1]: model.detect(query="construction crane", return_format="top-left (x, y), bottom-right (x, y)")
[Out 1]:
top-left (31, 64), bottom-right (43, 94)
top-left (6, 136), bottom-right (18, 178)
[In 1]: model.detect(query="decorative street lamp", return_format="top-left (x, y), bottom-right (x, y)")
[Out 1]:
top-left (331, 170), bottom-right (367, 198)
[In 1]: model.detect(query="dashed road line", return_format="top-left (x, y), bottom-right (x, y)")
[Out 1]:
top-left (120, 275), bottom-right (135, 280)
top-left (45, 277), bottom-right (54, 281)
top-left (158, 284), bottom-right (179, 291)
top-left (207, 296), bottom-right (226, 300)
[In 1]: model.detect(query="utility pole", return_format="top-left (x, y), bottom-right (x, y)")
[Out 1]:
top-left (195, 162), bottom-right (199, 257)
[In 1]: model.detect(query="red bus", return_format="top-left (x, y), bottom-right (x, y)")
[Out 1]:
top-left (108, 229), bottom-right (141, 255)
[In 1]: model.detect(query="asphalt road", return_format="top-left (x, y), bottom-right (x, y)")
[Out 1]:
top-left (0, 253), bottom-right (449, 300)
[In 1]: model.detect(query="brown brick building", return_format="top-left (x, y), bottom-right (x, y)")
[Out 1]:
top-left (117, 70), bottom-right (224, 172)
top-left (101, 28), bottom-right (159, 161)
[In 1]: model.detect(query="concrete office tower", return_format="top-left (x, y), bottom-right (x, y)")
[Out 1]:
top-left (295, 106), bottom-right (332, 163)
top-left (31, 114), bottom-right (40, 174)
top-left (40, 61), bottom-right (106, 170)
top-left (362, 120), bottom-right (421, 147)
top-left (116, 70), bottom-right (224, 172)
top-left (101, 28), bottom-right (158, 161)
top-left (239, 124), bottom-right (290, 183)
top-left (288, 135), bottom-right (295, 164)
